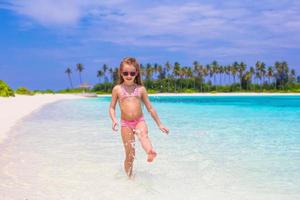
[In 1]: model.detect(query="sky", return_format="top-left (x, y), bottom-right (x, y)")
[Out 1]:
top-left (0, 0), bottom-right (300, 90)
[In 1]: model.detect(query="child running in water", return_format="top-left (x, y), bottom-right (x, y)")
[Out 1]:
top-left (109, 57), bottom-right (169, 177)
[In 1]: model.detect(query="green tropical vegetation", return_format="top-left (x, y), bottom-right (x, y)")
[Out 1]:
top-left (90, 61), bottom-right (300, 94)
top-left (15, 87), bottom-right (34, 95)
top-left (0, 80), bottom-right (15, 97)
top-left (61, 63), bottom-right (92, 93)
top-left (0, 80), bottom-right (54, 97)
top-left (3, 60), bottom-right (299, 96)
top-left (33, 89), bottom-right (55, 94)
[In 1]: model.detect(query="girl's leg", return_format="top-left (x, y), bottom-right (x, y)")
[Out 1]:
top-left (135, 121), bottom-right (157, 162)
top-left (121, 126), bottom-right (135, 177)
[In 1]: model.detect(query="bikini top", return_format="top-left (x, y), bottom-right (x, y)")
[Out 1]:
top-left (119, 84), bottom-right (140, 101)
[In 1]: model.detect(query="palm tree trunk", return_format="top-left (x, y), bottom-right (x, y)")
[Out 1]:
top-left (104, 75), bottom-right (107, 92)
top-left (167, 79), bottom-right (169, 92)
top-left (174, 79), bottom-right (177, 93)
top-left (193, 78), bottom-right (195, 90)
top-left (200, 81), bottom-right (203, 93)
top-left (240, 77), bottom-right (242, 90)
top-left (68, 75), bottom-right (73, 88)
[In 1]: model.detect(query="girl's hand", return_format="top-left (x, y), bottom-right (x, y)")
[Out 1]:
top-left (159, 124), bottom-right (169, 134)
top-left (112, 120), bottom-right (119, 132)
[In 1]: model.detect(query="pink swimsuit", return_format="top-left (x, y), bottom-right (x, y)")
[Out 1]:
top-left (120, 84), bottom-right (145, 129)
top-left (119, 83), bottom-right (154, 157)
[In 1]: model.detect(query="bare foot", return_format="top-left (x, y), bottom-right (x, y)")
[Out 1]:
top-left (147, 150), bottom-right (157, 162)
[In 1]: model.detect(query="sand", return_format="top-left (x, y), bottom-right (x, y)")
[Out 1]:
top-left (0, 94), bottom-right (83, 144)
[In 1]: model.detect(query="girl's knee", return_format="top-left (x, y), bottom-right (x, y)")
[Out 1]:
top-left (139, 132), bottom-right (149, 140)
top-left (135, 128), bottom-right (147, 135)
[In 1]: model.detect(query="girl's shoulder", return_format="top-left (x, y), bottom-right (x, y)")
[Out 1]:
top-left (113, 84), bottom-right (121, 89)
top-left (137, 85), bottom-right (146, 93)
top-left (136, 84), bottom-right (143, 88)
top-left (112, 84), bottom-right (122, 93)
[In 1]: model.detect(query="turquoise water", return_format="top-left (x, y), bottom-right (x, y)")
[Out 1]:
top-left (0, 96), bottom-right (300, 200)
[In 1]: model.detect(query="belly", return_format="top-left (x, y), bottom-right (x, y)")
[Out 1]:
top-left (120, 99), bottom-right (143, 120)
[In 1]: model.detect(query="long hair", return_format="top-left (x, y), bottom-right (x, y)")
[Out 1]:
top-left (118, 57), bottom-right (143, 85)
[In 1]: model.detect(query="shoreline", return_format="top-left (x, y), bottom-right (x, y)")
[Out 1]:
top-left (0, 94), bottom-right (83, 144)
top-left (97, 92), bottom-right (300, 97)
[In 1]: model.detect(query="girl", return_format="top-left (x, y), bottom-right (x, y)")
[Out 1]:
top-left (109, 57), bottom-right (169, 177)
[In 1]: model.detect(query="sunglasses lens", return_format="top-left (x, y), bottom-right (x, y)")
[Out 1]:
top-left (122, 71), bottom-right (136, 76)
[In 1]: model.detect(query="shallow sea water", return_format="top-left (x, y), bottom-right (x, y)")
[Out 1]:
top-left (0, 96), bottom-right (299, 200)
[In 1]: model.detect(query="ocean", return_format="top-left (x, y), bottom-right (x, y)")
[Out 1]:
top-left (0, 96), bottom-right (299, 200)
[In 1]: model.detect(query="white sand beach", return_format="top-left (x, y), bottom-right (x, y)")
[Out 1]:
top-left (0, 94), bottom-right (83, 144)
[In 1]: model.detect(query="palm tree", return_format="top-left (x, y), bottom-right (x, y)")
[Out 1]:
top-left (244, 71), bottom-right (251, 90)
top-left (108, 67), bottom-right (113, 91)
top-left (76, 63), bottom-right (84, 85)
top-left (97, 70), bottom-right (104, 83)
top-left (211, 61), bottom-right (219, 86)
top-left (179, 67), bottom-right (186, 90)
top-left (255, 71), bottom-right (260, 91)
top-left (261, 62), bottom-right (266, 87)
top-left (140, 64), bottom-right (146, 80)
top-left (154, 63), bottom-right (159, 80)
top-left (187, 67), bottom-right (193, 89)
top-left (255, 61), bottom-right (265, 90)
top-left (274, 61), bottom-right (289, 90)
top-left (219, 65), bottom-right (224, 85)
top-left (165, 62), bottom-right (172, 92)
top-left (173, 62), bottom-right (180, 78)
top-left (274, 61), bottom-right (281, 89)
top-left (145, 63), bottom-right (153, 81)
top-left (173, 62), bottom-right (181, 92)
top-left (108, 67), bottom-right (113, 79)
top-left (101, 64), bottom-right (109, 91)
top-left (112, 68), bottom-right (119, 84)
top-left (206, 64), bottom-right (213, 91)
top-left (165, 61), bottom-right (172, 78)
top-left (249, 66), bottom-right (255, 91)
top-left (282, 61), bottom-right (289, 90)
top-left (289, 69), bottom-right (296, 84)
top-left (203, 67), bottom-right (208, 92)
top-left (65, 67), bottom-right (73, 88)
top-left (231, 62), bottom-right (238, 85)
top-left (225, 65), bottom-right (231, 84)
top-left (193, 62), bottom-right (204, 91)
top-left (267, 66), bottom-right (273, 88)
top-left (225, 65), bottom-right (230, 85)
top-left (102, 64), bottom-right (108, 83)
top-left (193, 61), bottom-right (199, 90)
top-left (158, 64), bottom-right (165, 80)
top-left (239, 62), bottom-right (246, 90)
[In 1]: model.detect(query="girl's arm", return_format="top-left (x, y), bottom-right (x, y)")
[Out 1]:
top-left (109, 86), bottom-right (119, 131)
top-left (141, 86), bottom-right (169, 134)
